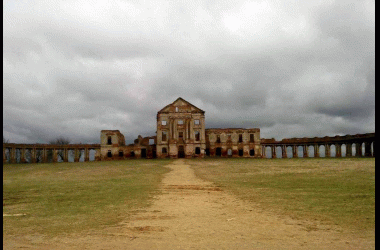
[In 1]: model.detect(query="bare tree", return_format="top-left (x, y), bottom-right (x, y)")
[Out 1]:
top-left (49, 137), bottom-right (71, 145)
top-left (49, 137), bottom-right (71, 161)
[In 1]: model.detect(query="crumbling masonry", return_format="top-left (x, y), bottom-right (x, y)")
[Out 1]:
top-left (3, 97), bottom-right (375, 163)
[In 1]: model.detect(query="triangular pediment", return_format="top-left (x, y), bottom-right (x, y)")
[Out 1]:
top-left (158, 97), bottom-right (204, 114)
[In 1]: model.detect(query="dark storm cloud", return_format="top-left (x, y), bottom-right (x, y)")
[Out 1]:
top-left (3, 0), bottom-right (375, 144)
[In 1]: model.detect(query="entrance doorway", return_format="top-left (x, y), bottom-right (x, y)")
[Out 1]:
top-left (216, 147), bottom-right (222, 157)
top-left (141, 148), bottom-right (147, 158)
top-left (178, 146), bottom-right (185, 158)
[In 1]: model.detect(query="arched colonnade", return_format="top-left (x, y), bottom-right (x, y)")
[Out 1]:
top-left (261, 133), bottom-right (375, 158)
top-left (3, 143), bottom-right (101, 164)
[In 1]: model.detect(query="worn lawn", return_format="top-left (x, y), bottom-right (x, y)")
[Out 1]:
top-left (3, 159), bottom-right (172, 237)
top-left (188, 158), bottom-right (375, 234)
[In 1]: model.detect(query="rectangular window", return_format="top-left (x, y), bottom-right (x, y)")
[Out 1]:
top-left (149, 139), bottom-right (155, 145)
top-left (119, 151), bottom-right (124, 157)
top-left (161, 120), bottom-right (167, 125)
top-left (239, 134), bottom-right (243, 142)
top-left (162, 131), bottom-right (167, 141)
top-left (107, 136), bottom-right (112, 145)
top-left (216, 135), bottom-right (220, 143)
top-left (250, 134), bottom-right (254, 142)
top-left (195, 131), bottom-right (200, 141)
top-left (179, 131), bottom-right (184, 139)
top-left (178, 120), bottom-right (183, 125)
top-left (194, 119), bottom-right (200, 125)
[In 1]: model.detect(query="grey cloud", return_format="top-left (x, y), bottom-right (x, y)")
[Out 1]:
top-left (3, 0), bottom-right (375, 144)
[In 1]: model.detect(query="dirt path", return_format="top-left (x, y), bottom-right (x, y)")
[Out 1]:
top-left (4, 159), bottom-right (374, 249)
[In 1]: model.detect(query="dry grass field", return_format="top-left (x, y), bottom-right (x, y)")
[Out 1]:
top-left (3, 158), bottom-right (375, 249)
top-left (188, 158), bottom-right (375, 235)
top-left (3, 159), bottom-right (172, 237)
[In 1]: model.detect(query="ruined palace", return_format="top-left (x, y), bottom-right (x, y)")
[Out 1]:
top-left (3, 97), bottom-right (375, 163)
top-left (100, 97), bottom-right (261, 160)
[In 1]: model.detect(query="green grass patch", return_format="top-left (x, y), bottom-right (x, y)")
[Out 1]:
top-left (3, 159), bottom-right (172, 237)
top-left (187, 158), bottom-right (375, 233)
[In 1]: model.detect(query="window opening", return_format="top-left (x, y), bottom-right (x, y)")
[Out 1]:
top-left (194, 119), bottom-right (200, 125)
top-left (216, 135), bottom-right (221, 143)
top-left (175, 107), bottom-right (179, 112)
top-left (250, 149), bottom-right (255, 156)
top-left (162, 147), bottom-right (167, 154)
top-left (119, 151), bottom-right (124, 157)
top-left (162, 131), bottom-right (167, 141)
top-left (107, 150), bottom-right (112, 157)
top-left (227, 148), bottom-right (232, 156)
top-left (239, 134), bottom-right (243, 142)
top-left (178, 120), bottom-right (183, 125)
top-left (149, 138), bottom-right (155, 145)
top-left (195, 147), bottom-right (201, 154)
top-left (179, 131), bottom-right (184, 139)
top-left (250, 134), bottom-right (254, 142)
top-left (161, 120), bottom-right (167, 125)
top-left (107, 136), bottom-right (112, 145)
top-left (195, 131), bottom-right (200, 141)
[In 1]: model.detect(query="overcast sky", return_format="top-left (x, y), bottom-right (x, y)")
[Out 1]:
top-left (4, 0), bottom-right (375, 144)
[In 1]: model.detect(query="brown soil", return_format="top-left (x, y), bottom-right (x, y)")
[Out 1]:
top-left (4, 159), bottom-right (374, 249)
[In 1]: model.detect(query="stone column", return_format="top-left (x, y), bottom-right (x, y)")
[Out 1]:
top-left (74, 148), bottom-right (80, 162)
top-left (21, 148), bottom-right (27, 163)
top-left (356, 142), bottom-right (362, 157)
top-left (372, 141), bottom-right (375, 157)
top-left (282, 145), bottom-right (287, 158)
top-left (3, 147), bottom-right (6, 163)
top-left (303, 145), bottom-right (308, 158)
top-left (262, 146), bottom-right (266, 158)
top-left (10, 147), bottom-right (16, 163)
top-left (325, 144), bottom-right (330, 157)
top-left (292, 146), bottom-right (298, 158)
top-left (271, 146), bottom-right (276, 158)
top-left (42, 148), bottom-right (47, 163)
top-left (53, 149), bottom-right (58, 162)
top-left (336, 144), bottom-right (341, 157)
top-left (346, 143), bottom-right (352, 157)
top-left (314, 144), bottom-right (319, 158)
top-left (84, 148), bottom-right (89, 162)
top-left (365, 142), bottom-right (372, 157)
top-left (63, 149), bottom-right (69, 162)
top-left (31, 148), bottom-right (37, 163)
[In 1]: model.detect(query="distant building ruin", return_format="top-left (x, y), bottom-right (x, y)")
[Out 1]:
top-left (3, 97), bottom-right (375, 163)
top-left (100, 97), bottom-right (261, 159)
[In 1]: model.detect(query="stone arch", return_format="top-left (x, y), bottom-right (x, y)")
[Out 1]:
top-left (286, 146), bottom-right (292, 158)
top-left (330, 144), bottom-right (336, 157)
top-left (308, 145), bottom-right (314, 157)
top-left (319, 145), bottom-right (325, 157)
top-left (275, 146), bottom-right (281, 158)
top-left (265, 147), bottom-right (272, 158)
top-left (341, 144), bottom-right (346, 157)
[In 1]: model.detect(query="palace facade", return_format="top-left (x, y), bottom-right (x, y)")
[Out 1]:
top-left (100, 97), bottom-right (261, 160)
